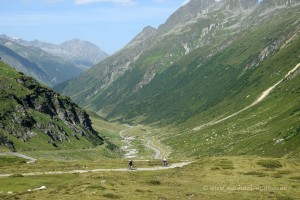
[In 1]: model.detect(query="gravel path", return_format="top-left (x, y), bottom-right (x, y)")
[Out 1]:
top-left (0, 162), bottom-right (192, 177)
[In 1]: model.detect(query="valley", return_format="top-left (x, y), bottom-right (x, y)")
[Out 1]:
top-left (118, 125), bottom-right (170, 160)
top-left (1, 112), bottom-right (299, 199)
top-left (1, 0), bottom-right (300, 199)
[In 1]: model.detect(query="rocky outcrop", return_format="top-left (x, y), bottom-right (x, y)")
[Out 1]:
top-left (126, 26), bottom-right (157, 48)
top-left (224, 0), bottom-right (258, 10)
top-left (0, 67), bottom-right (103, 151)
top-left (0, 133), bottom-right (15, 151)
top-left (158, 0), bottom-right (217, 34)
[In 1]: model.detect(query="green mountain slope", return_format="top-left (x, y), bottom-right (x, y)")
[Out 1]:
top-left (167, 37), bottom-right (300, 158)
top-left (0, 61), bottom-right (103, 152)
top-left (0, 43), bottom-right (49, 85)
top-left (109, 3), bottom-right (300, 124)
top-left (0, 38), bottom-right (83, 87)
top-left (57, 0), bottom-right (300, 124)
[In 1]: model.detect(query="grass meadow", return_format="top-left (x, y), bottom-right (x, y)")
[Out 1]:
top-left (0, 156), bottom-right (299, 200)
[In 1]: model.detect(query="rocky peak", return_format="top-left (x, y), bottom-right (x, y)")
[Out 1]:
top-left (59, 39), bottom-right (109, 64)
top-left (158, 0), bottom-right (258, 34)
top-left (259, 0), bottom-right (300, 7)
top-left (126, 26), bottom-right (157, 48)
top-left (158, 0), bottom-right (217, 34)
top-left (224, 0), bottom-right (258, 10)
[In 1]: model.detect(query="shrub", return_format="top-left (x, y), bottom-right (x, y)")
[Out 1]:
top-left (211, 167), bottom-right (221, 170)
top-left (257, 160), bottom-right (282, 169)
top-left (289, 176), bottom-right (300, 181)
top-left (102, 193), bottom-right (121, 199)
top-left (147, 180), bottom-right (161, 185)
top-left (276, 196), bottom-right (294, 200)
top-left (244, 171), bottom-right (268, 177)
top-left (10, 174), bottom-right (24, 178)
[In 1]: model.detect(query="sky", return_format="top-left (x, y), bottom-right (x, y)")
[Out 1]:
top-left (0, 0), bottom-right (192, 54)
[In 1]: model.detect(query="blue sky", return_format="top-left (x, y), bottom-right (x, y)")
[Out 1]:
top-left (0, 0), bottom-right (191, 54)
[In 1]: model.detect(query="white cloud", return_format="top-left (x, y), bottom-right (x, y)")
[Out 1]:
top-left (74, 0), bottom-right (137, 6)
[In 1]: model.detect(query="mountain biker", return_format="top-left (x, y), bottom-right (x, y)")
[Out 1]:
top-left (163, 157), bottom-right (167, 167)
top-left (129, 160), bottom-right (134, 170)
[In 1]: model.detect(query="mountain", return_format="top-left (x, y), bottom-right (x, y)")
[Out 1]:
top-left (60, 39), bottom-right (109, 67)
top-left (0, 35), bottom-right (109, 86)
top-left (0, 43), bottom-right (49, 85)
top-left (14, 37), bottom-right (109, 69)
top-left (0, 61), bottom-right (103, 152)
top-left (0, 37), bottom-right (84, 87)
top-left (56, 0), bottom-right (300, 129)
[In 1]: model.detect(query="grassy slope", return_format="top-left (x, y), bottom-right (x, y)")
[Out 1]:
top-left (166, 35), bottom-right (300, 158)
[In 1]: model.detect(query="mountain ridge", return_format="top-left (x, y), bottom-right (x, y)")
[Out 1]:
top-left (0, 35), bottom-right (109, 87)
top-left (5, 35), bottom-right (109, 69)
top-left (0, 37), bottom-right (83, 87)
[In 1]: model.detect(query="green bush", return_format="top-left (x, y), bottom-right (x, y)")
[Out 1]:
top-left (102, 193), bottom-right (121, 199)
top-left (147, 180), bottom-right (161, 186)
top-left (10, 174), bottom-right (24, 178)
top-left (244, 171), bottom-right (268, 177)
top-left (257, 160), bottom-right (283, 169)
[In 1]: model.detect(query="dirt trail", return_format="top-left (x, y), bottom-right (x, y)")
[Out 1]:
top-left (0, 162), bottom-right (192, 178)
top-left (193, 63), bottom-right (300, 131)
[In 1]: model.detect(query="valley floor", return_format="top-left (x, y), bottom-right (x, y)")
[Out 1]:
top-left (0, 156), bottom-right (299, 200)
top-left (1, 114), bottom-right (299, 199)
